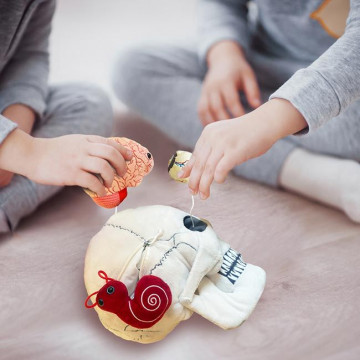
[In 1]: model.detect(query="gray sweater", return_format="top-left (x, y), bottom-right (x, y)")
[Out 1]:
top-left (198, 0), bottom-right (360, 133)
top-left (0, 0), bottom-right (55, 144)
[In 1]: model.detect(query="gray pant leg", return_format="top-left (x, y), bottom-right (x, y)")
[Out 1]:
top-left (36, 82), bottom-right (113, 136)
top-left (0, 83), bottom-right (113, 232)
top-left (113, 45), bottom-right (205, 148)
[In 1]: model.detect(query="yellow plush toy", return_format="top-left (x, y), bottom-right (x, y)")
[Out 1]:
top-left (168, 150), bottom-right (192, 183)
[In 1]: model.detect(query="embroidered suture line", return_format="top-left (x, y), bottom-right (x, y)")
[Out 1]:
top-left (117, 229), bottom-right (163, 281)
top-left (105, 223), bottom-right (147, 242)
top-left (149, 241), bottom-right (196, 274)
top-left (189, 195), bottom-right (195, 228)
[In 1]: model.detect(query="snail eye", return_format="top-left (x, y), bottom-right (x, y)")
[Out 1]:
top-left (147, 152), bottom-right (152, 159)
top-left (98, 298), bottom-right (104, 307)
top-left (107, 286), bottom-right (115, 295)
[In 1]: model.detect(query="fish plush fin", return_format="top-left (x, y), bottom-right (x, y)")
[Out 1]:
top-left (92, 188), bottom-right (128, 209)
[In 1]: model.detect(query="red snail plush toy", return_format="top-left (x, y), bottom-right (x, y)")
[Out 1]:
top-left (85, 271), bottom-right (172, 329)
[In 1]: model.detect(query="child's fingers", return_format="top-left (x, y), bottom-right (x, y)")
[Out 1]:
top-left (107, 138), bottom-right (133, 161)
top-left (83, 157), bottom-right (115, 188)
top-left (198, 151), bottom-right (224, 200)
top-left (214, 154), bottom-right (237, 184)
top-left (88, 143), bottom-right (127, 177)
top-left (222, 84), bottom-right (245, 117)
top-left (242, 71), bottom-right (261, 109)
top-left (78, 171), bottom-right (106, 196)
top-left (209, 91), bottom-right (230, 120)
top-left (188, 146), bottom-right (211, 195)
top-left (86, 135), bottom-right (133, 161)
top-left (178, 156), bottom-right (194, 179)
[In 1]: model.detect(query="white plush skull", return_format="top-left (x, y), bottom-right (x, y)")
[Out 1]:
top-left (84, 205), bottom-right (266, 344)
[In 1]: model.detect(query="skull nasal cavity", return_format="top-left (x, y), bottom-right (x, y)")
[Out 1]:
top-left (183, 216), bottom-right (207, 232)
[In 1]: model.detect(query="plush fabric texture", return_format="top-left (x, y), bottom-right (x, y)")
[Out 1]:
top-left (84, 137), bottom-right (154, 208)
top-left (89, 273), bottom-right (172, 329)
top-left (92, 188), bottom-right (128, 209)
top-left (84, 205), bottom-right (266, 344)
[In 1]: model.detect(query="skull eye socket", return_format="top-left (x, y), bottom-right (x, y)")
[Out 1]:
top-left (107, 286), bottom-right (115, 295)
top-left (98, 298), bottom-right (104, 307)
top-left (147, 152), bottom-right (152, 159)
top-left (183, 216), bottom-right (207, 232)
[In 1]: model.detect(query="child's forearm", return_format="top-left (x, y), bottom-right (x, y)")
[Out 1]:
top-left (0, 129), bottom-right (34, 176)
top-left (2, 104), bottom-right (36, 134)
top-left (253, 98), bottom-right (307, 141)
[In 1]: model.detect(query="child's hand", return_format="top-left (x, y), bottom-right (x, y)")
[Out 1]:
top-left (198, 40), bottom-right (261, 125)
top-left (0, 131), bottom-right (133, 196)
top-left (180, 99), bottom-right (307, 199)
top-left (30, 135), bottom-right (133, 196)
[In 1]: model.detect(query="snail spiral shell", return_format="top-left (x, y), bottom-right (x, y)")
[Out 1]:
top-left (128, 276), bottom-right (172, 328)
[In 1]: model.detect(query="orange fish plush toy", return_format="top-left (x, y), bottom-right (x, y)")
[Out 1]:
top-left (84, 137), bottom-right (154, 209)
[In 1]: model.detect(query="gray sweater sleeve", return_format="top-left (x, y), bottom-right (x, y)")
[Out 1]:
top-left (198, 0), bottom-right (249, 65)
top-left (0, 115), bottom-right (17, 145)
top-left (270, 0), bottom-right (360, 133)
top-left (0, 1), bottom-right (55, 119)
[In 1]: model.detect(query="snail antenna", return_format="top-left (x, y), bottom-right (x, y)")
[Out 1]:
top-left (98, 270), bottom-right (115, 283)
top-left (85, 290), bottom-right (99, 308)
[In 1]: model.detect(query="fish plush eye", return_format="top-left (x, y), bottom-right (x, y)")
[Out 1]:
top-left (107, 286), bottom-right (115, 295)
top-left (147, 152), bottom-right (152, 159)
top-left (98, 298), bottom-right (104, 307)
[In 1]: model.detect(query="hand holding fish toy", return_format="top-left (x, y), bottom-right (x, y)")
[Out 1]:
top-left (84, 137), bottom-right (154, 208)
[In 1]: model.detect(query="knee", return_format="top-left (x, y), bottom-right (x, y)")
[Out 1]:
top-left (74, 83), bottom-right (113, 137)
top-left (112, 47), bottom-right (155, 107)
top-left (49, 83), bottom-right (113, 137)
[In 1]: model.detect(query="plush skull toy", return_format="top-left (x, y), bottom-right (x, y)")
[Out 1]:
top-left (84, 205), bottom-right (266, 344)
